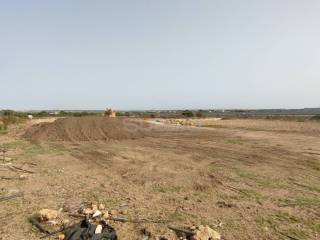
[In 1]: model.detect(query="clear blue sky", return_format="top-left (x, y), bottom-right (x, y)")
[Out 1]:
top-left (1, 0), bottom-right (319, 110)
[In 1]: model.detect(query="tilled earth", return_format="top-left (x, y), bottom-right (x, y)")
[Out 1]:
top-left (0, 118), bottom-right (320, 240)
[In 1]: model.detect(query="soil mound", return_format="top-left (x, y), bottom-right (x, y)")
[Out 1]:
top-left (24, 117), bottom-right (148, 142)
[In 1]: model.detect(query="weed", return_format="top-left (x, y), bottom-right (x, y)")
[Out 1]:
top-left (278, 197), bottom-right (320, 208)
top-left (170, 209), bottom-right (199, 222)
top-left (239, 189), bottom-right (265, 203)
top-left (310, 115), bottom-right (320, 121)
top-left (3, 139), bottom-right (66, 161)
top-left (291, 181), bottom-right (320, 193)
top-left (154, 185), bottom-right (181, 193)
top-left (273, 211), bottom-right (299, 223)
top-left (282, 228), bottom-right (309, 239)
top-left (236, 170), bottom-right (282, 188)
top-left (311, 223), bottom-right (320, 232)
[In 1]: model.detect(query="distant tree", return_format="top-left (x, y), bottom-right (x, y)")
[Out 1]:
top-left (2, 110), bottom-right (15, 116)
top-left (59, 111), bottom-right (68, 116)
top-left (182, 110), bottom-right (194, 118)
top-left (104, 108), bottom-right (112, 116)
top-left (310, 115), bottom-right (320, 121)
top-left (196, 110), bottom-right (206, 118)
top-left (34, 111), bottom-right (49, 117)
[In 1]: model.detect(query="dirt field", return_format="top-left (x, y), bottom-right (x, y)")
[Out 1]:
top-left (1, 117), bottom-right (320, 240)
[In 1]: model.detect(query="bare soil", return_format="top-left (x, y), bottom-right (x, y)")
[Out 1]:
top-left (23, 117), bottom-right (149, 143)
top-left (0, 117), bottom-right (319, 240)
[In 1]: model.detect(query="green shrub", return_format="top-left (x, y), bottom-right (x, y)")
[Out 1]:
top-left (310, 115), bottom-right (320, 121)
top-left (182, 110), bottom-right (194, 118)
top-left (196, 110), bottom-right (206, 118)
top-left (0, 124), bottom-right (6, 131)
top-left (0, 110), bottom-right (27, 129)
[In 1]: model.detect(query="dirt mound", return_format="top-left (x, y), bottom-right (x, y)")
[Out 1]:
top-left (24, 117), bottom-right (148, 142)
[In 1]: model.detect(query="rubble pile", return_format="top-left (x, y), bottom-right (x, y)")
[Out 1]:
top-left (191, 225), bottom-right (221, 240)
top-left (31, 202), bottom-right (221, 240)
top-left (33, 203), bottom-right (119, 240)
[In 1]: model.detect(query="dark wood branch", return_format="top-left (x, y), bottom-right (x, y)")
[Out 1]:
top-left (167, 225), bottom-right (194, 237)
top-left (110, 217), bottom-right (169, 224)
top-left (29, 216), bottom-right (50, 234)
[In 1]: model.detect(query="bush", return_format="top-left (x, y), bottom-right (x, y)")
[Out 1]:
top-left (1, 110), bottom-right (27, 118)
top-left (0, 124), bottom-right (6, 131)
top-left (72, 111), bottom-right (96, 117)
top-left (182, 110), bottom-right (194, 118)
top-left (0, 112), bottom-right (26, 130)
top-left (4, 115), bottom-right (25, 126)
top-left (33, 111), bottom-right (50, 117)
top-left (196, 110), bottom-right (206, 118)
top-left (310, 115), bottom-right (320, 121)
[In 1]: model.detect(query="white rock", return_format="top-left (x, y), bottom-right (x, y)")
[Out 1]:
top-left (47, 220), bottom-right (58, 226)
top-left (95, 225), bottom-right (103, 234)
top-left (92, 210), bottom-right (102, 218)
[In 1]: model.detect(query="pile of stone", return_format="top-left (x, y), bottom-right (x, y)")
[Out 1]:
top-left (34, 203), bottom-right (221, 240)
top-left (79, 203), bottom-right (110, 219)
top-left (36, 203), bottom-right (118, 240)
top-left (190, 225), bottom-right (221, 240)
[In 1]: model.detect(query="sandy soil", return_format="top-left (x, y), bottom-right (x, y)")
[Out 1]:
top-left (0, 118), bottom-right (319, 240)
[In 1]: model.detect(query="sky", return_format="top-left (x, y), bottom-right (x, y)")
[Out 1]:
top-left (1, 0), bottom-right (319, 110)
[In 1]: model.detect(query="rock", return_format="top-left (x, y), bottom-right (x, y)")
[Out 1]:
top-left (38, 209), bottom-right (59, 222)
top-left (92, 210), bottom-right (102, 218)
top-left (190, 226), bottom-right (196, 231)
top-left (102, 211), bottom-right (110, 219)
top-left (19, 175), bottom-right (27, 180)
top-left (141, 228), bottom-right (152, 237)
top-left (110, 209), bottom-right (118, 215)
top-left (47, 220), bottom-right (58, 226)
top-left (82, 208), bottom-right (94, 215)
top-left (119, 209), bottom-right (128, 215)
top-left (217, 201), bottom-right (235, 208)
top-left (58, 233), bottom-right (65, 240)
top-left (62, 219), bottom-right (70, 225)
top-left (191, 225), bottom-right (221, 240)
top-left (98, 203), bottom-right (105, 210)
top-left (91, 204), bottom-right (98, 211)
top-left (95, 224), bottom-right (103, 234)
